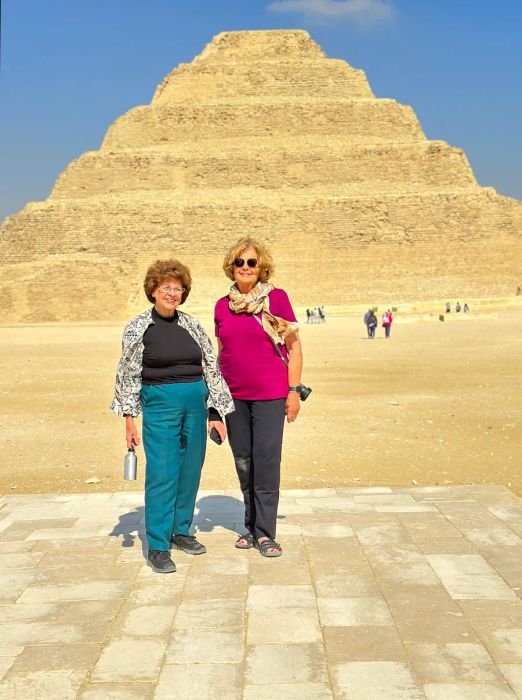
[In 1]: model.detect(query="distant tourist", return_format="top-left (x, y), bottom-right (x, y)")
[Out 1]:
top-left (308, 307), bottom-right (322, 324)
top-left (111, 259), bottom-right (234, 573)
top-left (517, 286), bottom-right (521, 296)
top-left (363, 309), bottom-right (373, 338)
top-left (215, 237), bottom-right (303, 558)
top-left (318, 306), bottom-right (326, 323)
top-left (382, 309), bottom-right (393, 338)
top-left (464, 303), bottom-right (469, 313)
top-left (445, 302), bottom-right (451, 313)
top-left (455, 301), bottom-right (461, 313)
top-left (368, 310), bottom-right (377, 338)
top-left (306, 308), bottom-right (311, 323)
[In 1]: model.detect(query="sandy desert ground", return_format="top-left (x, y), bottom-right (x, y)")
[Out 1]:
top-left (1, 311), bottom-right (521, 496)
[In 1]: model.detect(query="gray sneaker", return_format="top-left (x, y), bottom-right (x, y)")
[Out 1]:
top-left (171, 534), bottom-right (207, 555)
top-left (147, 549), bottom-right (176, 573)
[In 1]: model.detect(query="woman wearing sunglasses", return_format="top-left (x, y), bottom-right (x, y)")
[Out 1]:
top-left (111, 259), bottom-right (234, 573)
top-left (214, 238), bottom-right (303, 557)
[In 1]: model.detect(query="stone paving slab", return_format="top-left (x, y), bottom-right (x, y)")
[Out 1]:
top-left (1, 486), bottom-right (522, 699)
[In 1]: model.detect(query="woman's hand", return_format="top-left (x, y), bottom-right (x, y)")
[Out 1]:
top-left (285, 391), bottom-right (300, 423)
top-left (208, 420), bottom-right (227, 443)
top-left (125, 417), bottom-right (140, 449)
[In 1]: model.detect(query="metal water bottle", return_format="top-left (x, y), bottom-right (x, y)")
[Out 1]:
top-left (123, 447), bottom-right (137, 481)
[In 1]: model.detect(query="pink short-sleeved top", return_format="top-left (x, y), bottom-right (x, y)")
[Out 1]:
top-left (214, 288), bottom-right (297, 401)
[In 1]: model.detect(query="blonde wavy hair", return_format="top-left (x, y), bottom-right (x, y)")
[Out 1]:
top-left (223, 237), bottom-right (275, 283)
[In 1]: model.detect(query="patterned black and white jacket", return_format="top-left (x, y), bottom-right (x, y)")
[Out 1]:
top-left (110, 308), bottom-right (234, 419)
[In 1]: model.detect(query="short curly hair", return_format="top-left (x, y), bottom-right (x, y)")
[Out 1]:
top-left (143, 259), bottom-right (191, 305)
top-left (223, 237), bottom-right (275, 283)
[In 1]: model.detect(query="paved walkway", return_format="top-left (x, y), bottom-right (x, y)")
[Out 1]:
top-left (1, 486), bottom-right (522, 699)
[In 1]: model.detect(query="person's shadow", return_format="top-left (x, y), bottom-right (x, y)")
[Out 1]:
top-left (108, 496), bottom-right (248, 551)
top-left (193, 495), bottom-right (244, 535)
top-left (108, 507), bottom-right (147, 554)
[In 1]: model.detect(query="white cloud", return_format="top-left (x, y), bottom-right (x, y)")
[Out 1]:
top-left (267, 0), bottom-right (394, 26)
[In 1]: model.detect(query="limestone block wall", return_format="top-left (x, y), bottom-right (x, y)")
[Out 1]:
top-left (0, 29), bottom-right (521, 322)
top-left (153, 60), bottom-right (373, 104)
top-left (2, 189), bottom-right (520, 319)
top-left (50, 142), bottom-right (476, 199)
top-left (194, 29), bottom-right (326, 62)
top-left (101, 100), bottom-right (424, 150)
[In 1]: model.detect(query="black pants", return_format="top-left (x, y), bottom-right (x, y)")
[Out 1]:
top-left (226, 398), bottom-right (286, 541)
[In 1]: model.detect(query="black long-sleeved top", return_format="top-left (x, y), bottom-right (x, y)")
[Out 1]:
top-left (142, 307), bottom-right (203, 385)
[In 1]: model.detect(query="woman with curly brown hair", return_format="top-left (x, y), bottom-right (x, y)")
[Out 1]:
top-left (215, 238), bottom-right (303, 557)
top-left (112, 259), bottom-right (234, 573)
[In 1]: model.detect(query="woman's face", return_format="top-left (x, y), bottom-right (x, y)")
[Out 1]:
top-left (233, 246), bottom-right (260, 291)
top-left (152, 276), bottom-right (183, 316)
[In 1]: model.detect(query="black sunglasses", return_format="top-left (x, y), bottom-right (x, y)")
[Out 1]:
top-left (233, 258), bottom-right (258, 268)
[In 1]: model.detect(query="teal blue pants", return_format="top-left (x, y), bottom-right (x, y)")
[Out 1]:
top-left (141, 380), bottom-right (208, 551)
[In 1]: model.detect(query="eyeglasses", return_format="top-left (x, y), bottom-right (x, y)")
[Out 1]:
top-left (233, 258), bottom-right (258, 269)
top-left (158, 285), bottom-right (185, 295)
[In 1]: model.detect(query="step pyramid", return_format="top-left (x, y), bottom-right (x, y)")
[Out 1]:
top-left (1, 30), bottom-right (521, 321)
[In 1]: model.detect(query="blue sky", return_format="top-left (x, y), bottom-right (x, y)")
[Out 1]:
top-left (1, 0), bottom-right (521, 224)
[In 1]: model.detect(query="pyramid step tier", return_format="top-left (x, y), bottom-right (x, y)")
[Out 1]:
top-left (194, 30), bottom-right (327, 62)
top-left (152, 59), bottom-right (373, 103)
top-left (78, 134), bottom-right (457, 156)
top-left (102, 100), bottom-right (424, 149)
top-left (51, 142), bottom-right (476, 199)
top-left (1, 235), bottom-right (519, 324)
top-left (4, 189), bottom-right (520, 264)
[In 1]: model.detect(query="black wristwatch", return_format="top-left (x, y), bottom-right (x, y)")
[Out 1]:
top-left (288, 386), bottom-right (301, 393)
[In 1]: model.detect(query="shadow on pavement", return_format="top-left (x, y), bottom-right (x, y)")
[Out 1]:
top-left (108, 507), bottom-right (146, 553)
top-left (193, 495), bottom-right (244, 535)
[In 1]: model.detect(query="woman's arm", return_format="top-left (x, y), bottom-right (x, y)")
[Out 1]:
top-left (110, 319), bottom-right (142, 417)
top-left (285, 332), bottom-right (303, 423)
top-left (206, 337), bottom-right (228, 442)
top-left (111, 317), bottom-right (145, 447)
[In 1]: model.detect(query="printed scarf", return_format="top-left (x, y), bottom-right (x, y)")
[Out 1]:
top-left (228, 281), bottom-right (299, 345)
